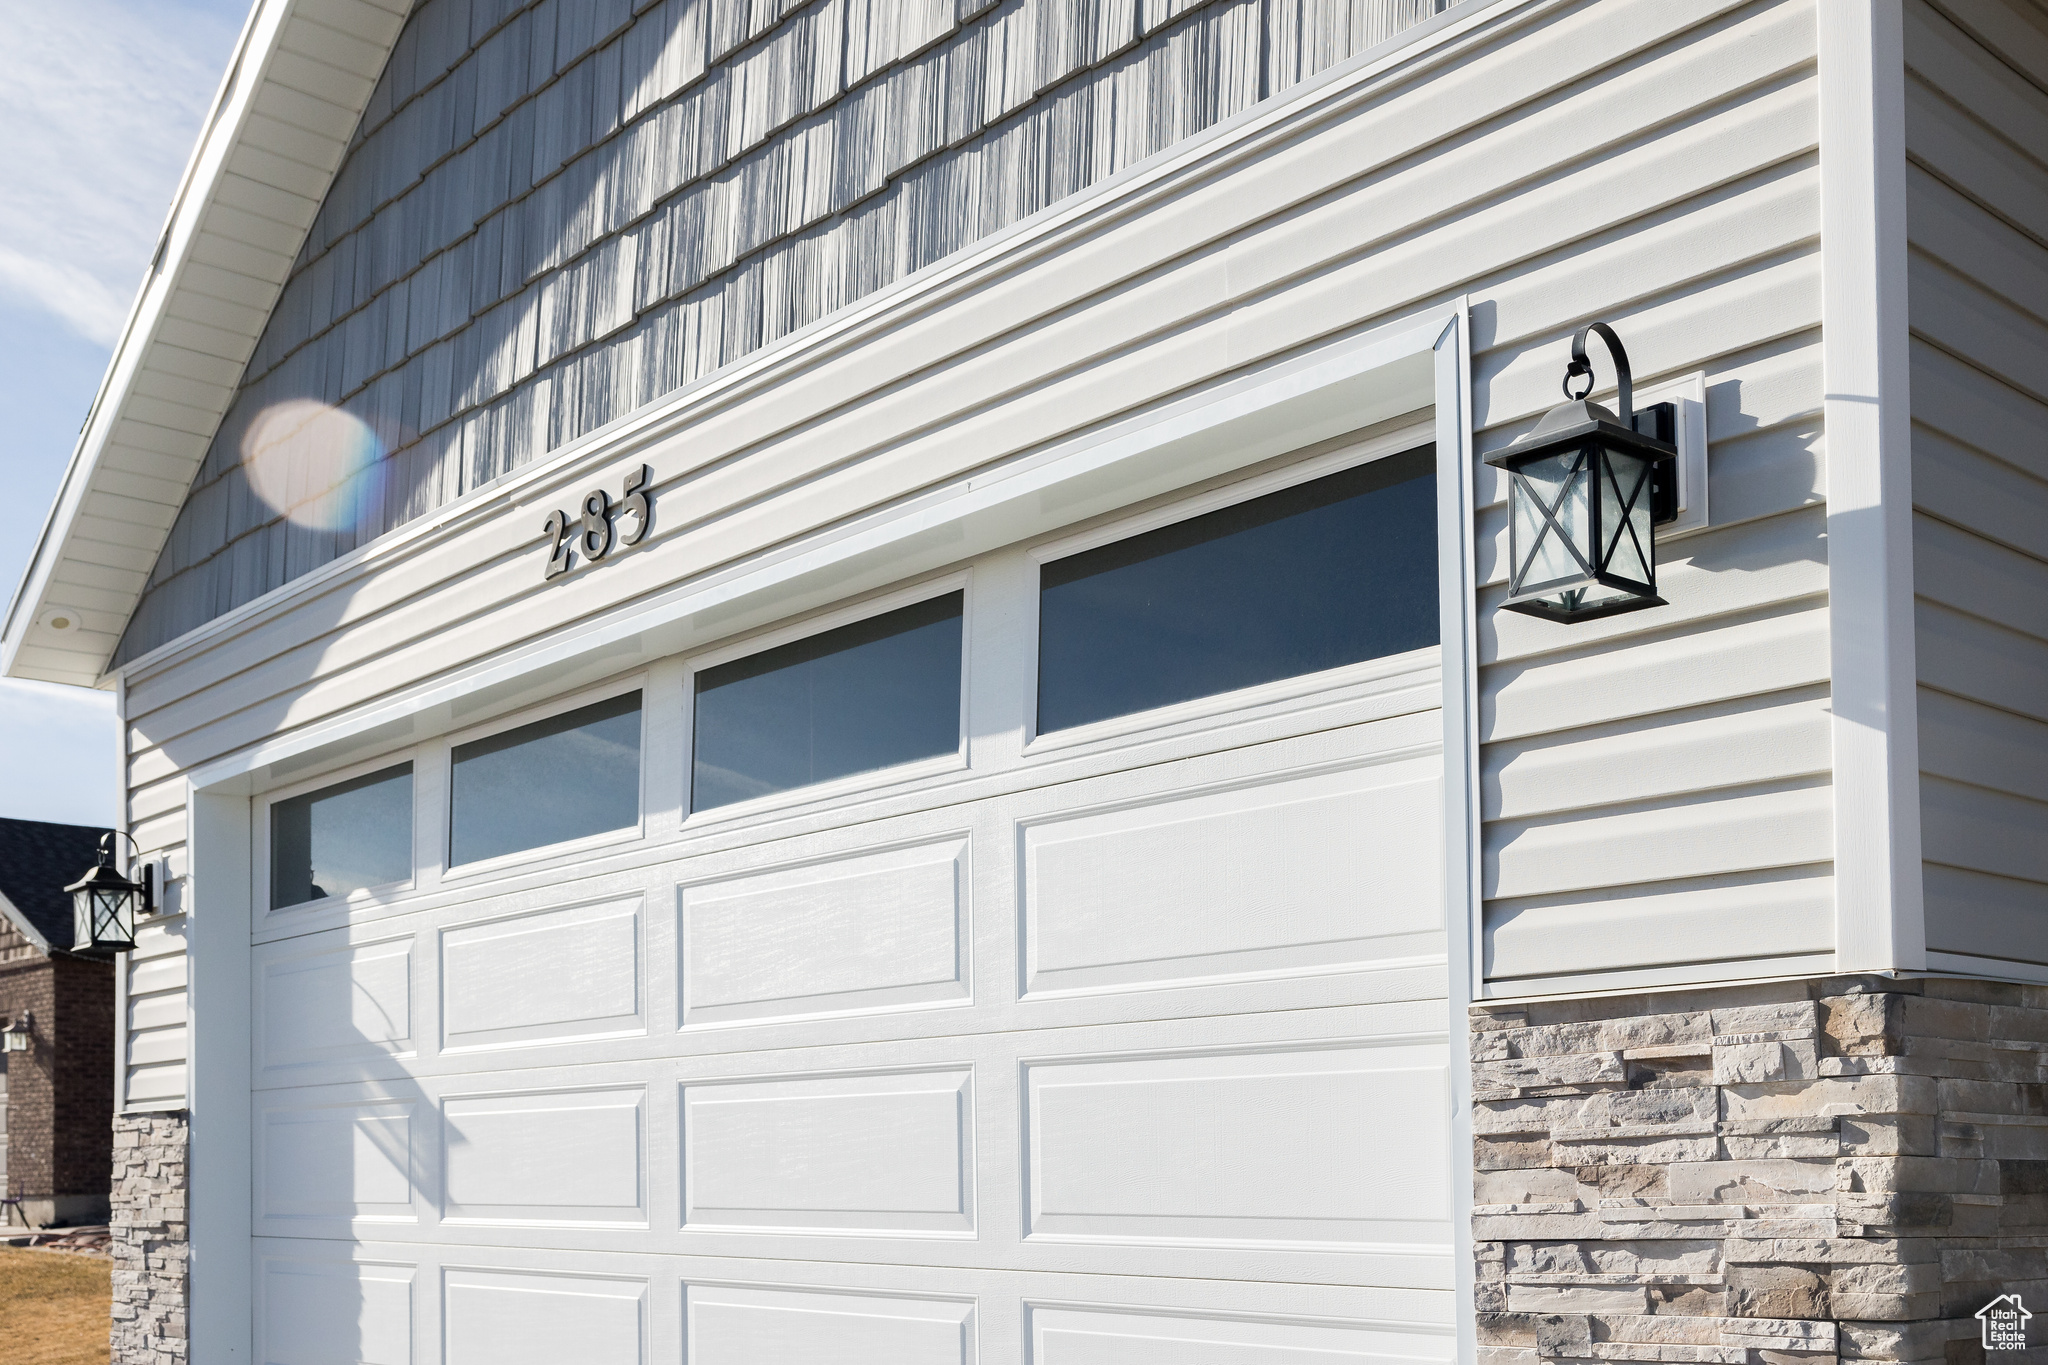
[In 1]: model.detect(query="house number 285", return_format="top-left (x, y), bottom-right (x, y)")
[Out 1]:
top-left (542, 464), bottom-right (652, 580)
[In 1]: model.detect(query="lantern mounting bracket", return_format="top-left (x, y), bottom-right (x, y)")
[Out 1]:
top-left (1564, 322), bottom-right (1635, 420)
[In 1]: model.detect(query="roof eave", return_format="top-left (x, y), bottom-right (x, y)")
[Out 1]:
top-left (1, 0), bottom-right (411, 689)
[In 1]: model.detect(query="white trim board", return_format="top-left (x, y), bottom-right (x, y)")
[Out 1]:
top-left (1818, 0), bottom-right (1924, 972)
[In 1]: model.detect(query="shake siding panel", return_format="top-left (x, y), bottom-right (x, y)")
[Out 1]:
top-left (1906, 0), bottom-right (2048, 967)
top-left (113, 0), bottom-right (1828, 1105)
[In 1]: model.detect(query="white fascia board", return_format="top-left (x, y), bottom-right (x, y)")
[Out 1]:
top-left (188, 304), bottom-right (1455, 796)
top-left (104, 0), bottom-right (1540, 691)
top-left (1, 0), bottom-right (405, 690)
top-left (1819, 0), bottom-right (1924, 971)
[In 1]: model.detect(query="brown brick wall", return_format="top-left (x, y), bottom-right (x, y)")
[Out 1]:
top-left (1473, 976), bottom-right (2048, 1365)
top-left (0, 952), bottom-right (115, 1204)
top-left (0, 959), bottom-right (58, 1201)
top-left (51, 954), bottom-right (114, 1198)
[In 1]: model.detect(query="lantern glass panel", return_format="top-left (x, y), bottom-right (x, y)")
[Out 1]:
top-left (98, 888), bottom-right (129, 944)
top-left (72, 883), bottom-right (134, 954)
top-left (1599, 446), bottom-right (1655, 590)
top-left (1510, 448), bottom-right (1593, 597)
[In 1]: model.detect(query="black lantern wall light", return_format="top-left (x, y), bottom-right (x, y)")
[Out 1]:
top-left (1487, 323), bottom-right (1680, 622)
top-left (64, 832), bottom-right (152, 957)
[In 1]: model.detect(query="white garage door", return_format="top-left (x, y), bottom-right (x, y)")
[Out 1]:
top-left (246, 438), bottom-right (1458, 1365)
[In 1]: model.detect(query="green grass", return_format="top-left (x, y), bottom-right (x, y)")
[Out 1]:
top-left (0, 1248), bottom-right (108, 1365)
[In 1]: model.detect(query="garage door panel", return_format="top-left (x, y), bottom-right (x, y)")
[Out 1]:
top-left (442, 1087), bottom-right (649, 1227)
top-left (442, 1268), bottom-right (648, 1365)
top-left (254, 950), bottom-right (1449, 1094)
top-left (253, 1238), bottom-right (1457, 1364)
top-left (251, 1006), bottom-right (1450, 1290)
top-left (682, 1067), bottom-right (975, 1234)
top-left (679, 836), bottom-right (969, 1028)
top-left (257, 1256), bottom-right (415, 1365)
top-left (257, 934), bottom-right (416, 1076)
top-left (247, 584), bottom-right (1456, 1356)
top-left (258, 1098), bottom-right (420, 1229)
top-left (1020, 757), bottom-right (1443, 998)
top-left (1024, 1042), bottom-right (1451, 1247)
top-left (441, 896), bottom-right (644, 1052)
top-left (1025, 1303), bottom-right (1453, 1365)
top-left (684, 1282), bottom-right (977, 1364)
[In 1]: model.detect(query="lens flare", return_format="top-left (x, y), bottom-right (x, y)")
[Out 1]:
top-left (241, 399), bottom-right (387, 531)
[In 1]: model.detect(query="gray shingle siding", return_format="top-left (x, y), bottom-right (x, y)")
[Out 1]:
top-left (118, 0), bottom-right (1448, 663)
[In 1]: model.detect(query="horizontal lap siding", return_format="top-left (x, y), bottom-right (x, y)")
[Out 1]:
top-left (1903, 0), bottom-right (2048, 967)
top-left (1473, 0), bottom-right (1827, 988)
top-left (119, 0), bottom-right (1825, 1104)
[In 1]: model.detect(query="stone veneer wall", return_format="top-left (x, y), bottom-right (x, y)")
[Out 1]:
top-left (111, 1111), bottom-right (188, 1365)
top-left (1473, 976), bottom-right (2048, 1365)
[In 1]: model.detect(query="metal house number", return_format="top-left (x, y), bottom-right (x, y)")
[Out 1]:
top-left (542, 464), bottom-right (652, 580)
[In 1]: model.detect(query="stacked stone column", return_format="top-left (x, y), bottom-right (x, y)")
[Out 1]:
top-left (110, 1110), bottom-right (187, 1364)
top-left (1473, 976), bottom-right (2048, 1365)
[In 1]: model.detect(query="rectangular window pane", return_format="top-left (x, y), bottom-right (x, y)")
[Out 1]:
top-left (1038, 448), bottom-right (1437, 734)
top-left (271, 764), bottom-right (413, 909)
top-left (450, 693), bottom-right (642, 866)
top-left (693, 593), bottom-right (964, 811)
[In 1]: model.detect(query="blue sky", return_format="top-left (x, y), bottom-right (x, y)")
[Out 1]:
top-left (0, 0), bottom-right (250, 826)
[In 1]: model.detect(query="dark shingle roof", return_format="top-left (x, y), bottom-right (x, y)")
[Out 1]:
top-left (0, 816), bottom-right (112, 952)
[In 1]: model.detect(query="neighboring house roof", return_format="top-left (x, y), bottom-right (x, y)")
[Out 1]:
top-left (1, 0), bottom-right (411, 688)
top-left (0, 817), bottom-right (113, 956)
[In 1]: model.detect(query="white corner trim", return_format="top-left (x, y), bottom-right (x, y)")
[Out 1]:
top-left (186, 785), bottom-right (253, 1358)
top-left (1433, 303), bottom-right (1481, 1365)
top-left (112, 672), bottom-right (133, 1114)
top-left (1818, 0), bottom-right (1923, 972)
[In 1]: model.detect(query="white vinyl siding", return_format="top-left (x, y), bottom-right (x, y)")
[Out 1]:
top-left (121, 0), bottom-right (1824, 1073)
top-left (1902, 0), bottom-right (2048, 971)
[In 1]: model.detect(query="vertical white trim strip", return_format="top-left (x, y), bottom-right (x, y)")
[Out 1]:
top-left (113, 675), bottom-right (130, 1115)
top-left (1436, 305), bottom-right (1480, 1365)
top-left (187, 785), bottom-right (253, 1362)
top-left (1820, 0), bottom-right (1922, 971)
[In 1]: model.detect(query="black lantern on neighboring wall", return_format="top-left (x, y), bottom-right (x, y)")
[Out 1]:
top-left (1486, 323), bottom-right (1678, 622)
top-left (64, 833), bottom-right (151, 957)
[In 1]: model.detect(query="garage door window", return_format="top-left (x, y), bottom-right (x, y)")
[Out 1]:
top-left (693, 591), bottom-right (964, 811)
top-left (1037, 447), bottom-right (1437, 733)
top-left (270, 763), bottom-right (413, 909)
top-left (450, 692), bottom-right (642, 866)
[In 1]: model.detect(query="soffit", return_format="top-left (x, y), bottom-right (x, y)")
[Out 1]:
top-left (1, 0), bottom-right (411, 688)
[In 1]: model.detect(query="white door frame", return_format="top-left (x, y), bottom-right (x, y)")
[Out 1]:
top-left (181, 301), bottom-right (1482, 1363)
